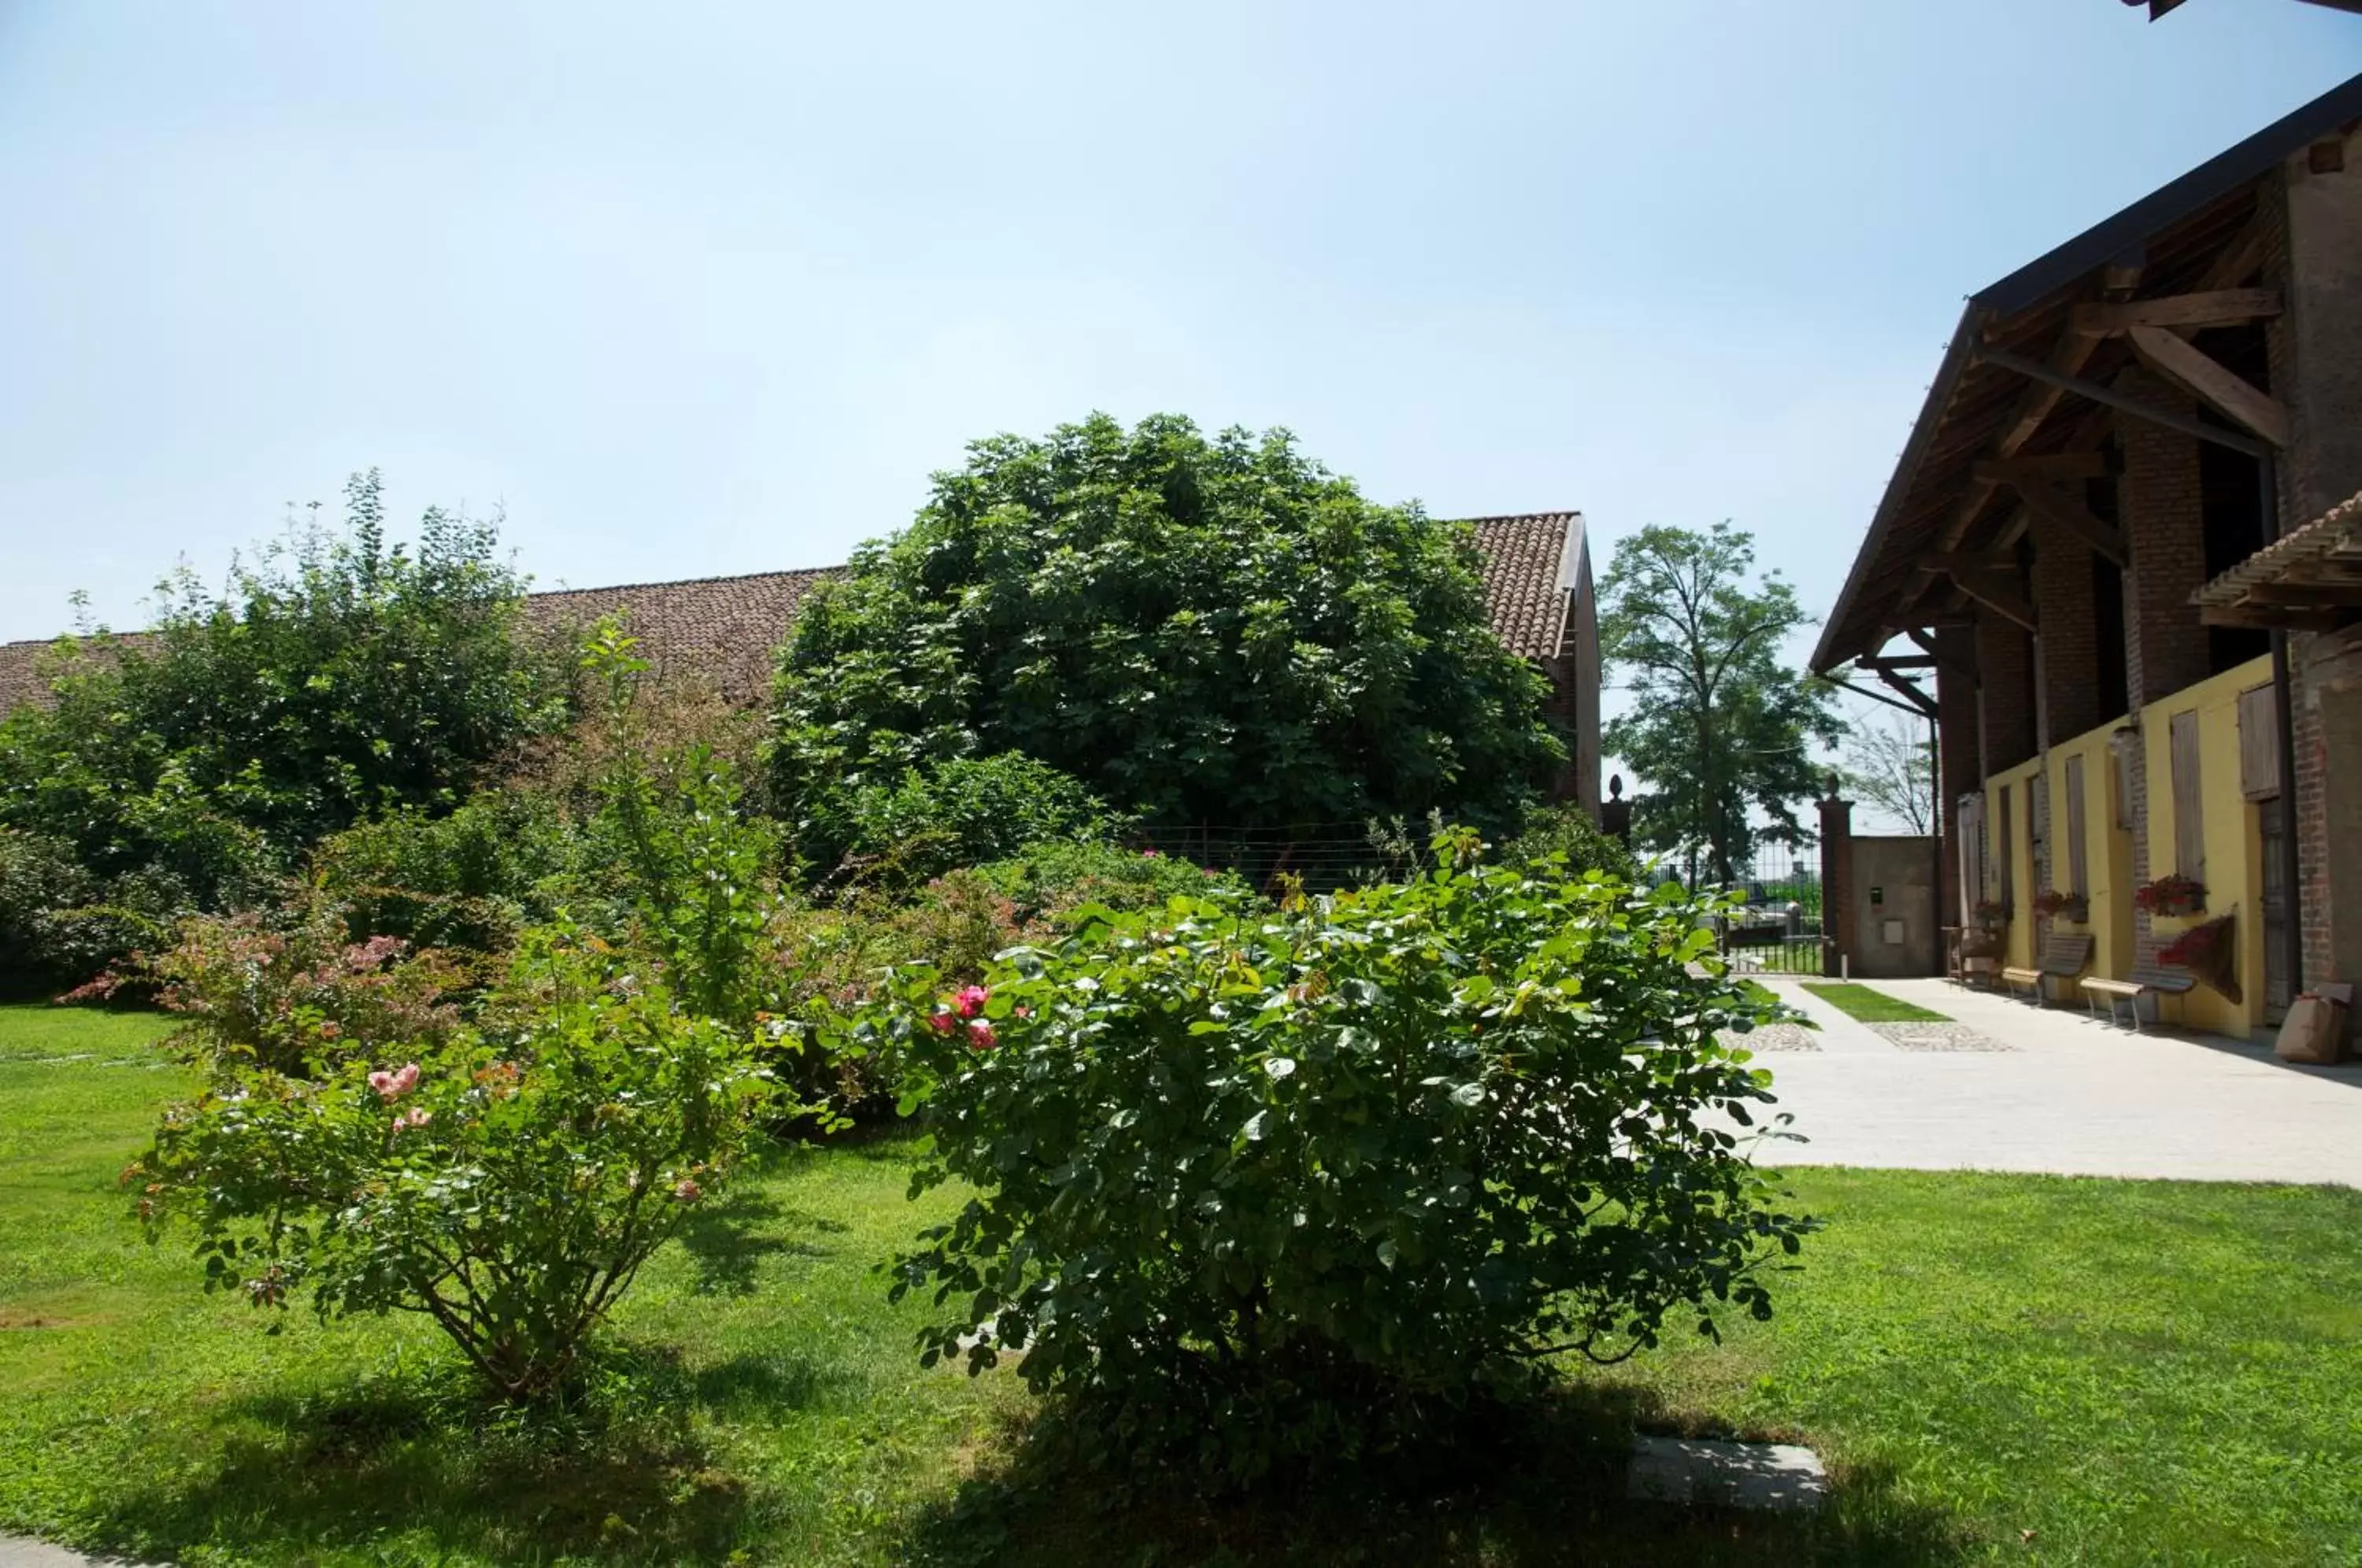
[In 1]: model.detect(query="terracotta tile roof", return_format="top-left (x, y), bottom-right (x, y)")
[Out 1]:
top-left (1464, 512), bottom-right (1586, 660)
top-left (522, 567), bottom-right (839, 704)
top-left (1, 516), bottom-right (1585, 712)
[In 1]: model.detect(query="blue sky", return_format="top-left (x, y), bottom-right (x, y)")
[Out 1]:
top-left (3, 1), bottom-right (2356, 702)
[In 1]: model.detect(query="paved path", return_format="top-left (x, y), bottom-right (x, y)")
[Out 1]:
top-left (0, 1539), bottom-right (154, 1568)
top-left (1748, 976), bottom-right (2362, 1185)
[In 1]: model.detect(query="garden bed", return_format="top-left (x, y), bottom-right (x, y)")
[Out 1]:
top-left (2, 1005), bottom-right (2357, 1566)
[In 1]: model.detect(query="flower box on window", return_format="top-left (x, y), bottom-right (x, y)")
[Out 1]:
top-left (2031, 889), bottom-right (2089, 922)
top-left (2133, 875), bottom-right (2206, 918)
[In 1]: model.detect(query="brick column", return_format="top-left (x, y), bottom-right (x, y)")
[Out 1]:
top-left (1936, 628), bottom-right (1980, 926)
top-left (1976, 613), bottom-right (2036, 777)
top-left (2031, 521), bottom-right (2104, 748)
top-left (1819, 794), bottom-right (1854, 979)
top-left (2116, 369), bottom-right (2212, 710)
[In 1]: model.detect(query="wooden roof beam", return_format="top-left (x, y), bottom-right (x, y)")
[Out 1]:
top-left (2071, 288), bottom-right (2282, 337)
top-left (2127, 324), bottom-right (2291, 447)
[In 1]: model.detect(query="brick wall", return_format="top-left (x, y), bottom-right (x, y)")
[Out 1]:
top-left (2031, 517), bottom-right (2105, 747)
top-left (1975, 614), bottom-right (2036, 777)
top-left (2116, 368), bottom-right (2214, 711)
top-left (1818, 796), bottom-right (1854, 978)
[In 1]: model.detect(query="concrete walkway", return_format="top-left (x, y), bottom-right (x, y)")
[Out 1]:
top-left (0, 1540), bottom-right (154, 1568)
top-left (1749, 976), bottom-right (2362, 1185)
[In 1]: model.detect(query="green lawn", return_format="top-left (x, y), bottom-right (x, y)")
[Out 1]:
top-left (1801, 981), bottom-right (1953, 1024)
top-left (3, 1004), bottom-right (2358, 1565)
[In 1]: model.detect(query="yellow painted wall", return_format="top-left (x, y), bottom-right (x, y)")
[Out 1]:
top-left (1984, 756), bottom-right (2045, 971)
top-left (2141, 654), bottom-right (2275, 1037)
top-left (2043, 717), bottom-right (2138, 983)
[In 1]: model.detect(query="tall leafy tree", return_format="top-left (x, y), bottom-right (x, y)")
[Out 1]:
top-left (1598, 523), bottom-right (1842, 887)
top-left (769, 413), bottom-right (1564, 838)
top-left (1840, 706), bottom-right (1936, 834)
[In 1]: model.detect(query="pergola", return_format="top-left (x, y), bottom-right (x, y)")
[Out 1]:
top-left (2193, 490), bottom-right (2362, 631)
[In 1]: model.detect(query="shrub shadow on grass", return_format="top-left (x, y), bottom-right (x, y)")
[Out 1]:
top-left (672, 1178), bottom-right (849, 1296)
top-left (900, 1382), bottom-right (1968, 1568)
top-left (77, 1342), bottom-right (840, 1566)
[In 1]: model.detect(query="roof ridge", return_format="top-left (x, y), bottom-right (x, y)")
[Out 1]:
top-left (526, 564), bottom-right (839, 601)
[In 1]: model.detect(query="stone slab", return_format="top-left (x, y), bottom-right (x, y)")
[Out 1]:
top-left (1627, 1435), bottom-right (1830, 1511)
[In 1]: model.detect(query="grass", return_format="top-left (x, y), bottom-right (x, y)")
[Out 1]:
top-left (4, 1004), bottom-right (2359, 1565)
top-left (1800, 981), bottom-right (1952, 1024)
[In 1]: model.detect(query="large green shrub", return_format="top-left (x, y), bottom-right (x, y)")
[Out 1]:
top-left (861, 833), bottom-right (1809, 1480)
top-left (309, 789), bottom-right (584, 952)
top-left (974, 838), bottom-right (1256, 922)
top-left (130, 926), bottom-right (776, 1402)
top-left (1500, 803), bottom-right (1642, 884)
top-left (799, 752), bottom-right (1120, 889)
top-left (770, 413), bottom-right (1564, 841)
top-left (0, 472), bottom-right (568, 986)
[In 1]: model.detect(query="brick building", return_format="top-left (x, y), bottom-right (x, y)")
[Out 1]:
top-left (0, 511), bottom-right (1602, 818)
top-left (1815, 73), bottom-right (2362, 1041)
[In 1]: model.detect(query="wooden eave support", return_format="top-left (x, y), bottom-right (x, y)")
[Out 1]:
top-left (2125, 324), bottom-right (2291, 448)
top-left (1946, 569), bottom-right (2038, 632)
top-left (1905, 627), bottom-right (1976, 682)
top-left (2245, 580), bottom-right (2362, 606)
top-left (2071, 289), bottom-right (2282, 337)
top-left (2199, 603), bottom-right (2345, 632)
top-left (1973, 465), bottom-right (2127, 564)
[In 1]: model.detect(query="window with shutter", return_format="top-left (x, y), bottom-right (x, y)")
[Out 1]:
top-left (2169, 710), bottom-right (2205, 885)
top-left (2238, 683), bottom-right (2280, 800)
top-left (2064, 754), bottom-right (2090, 898)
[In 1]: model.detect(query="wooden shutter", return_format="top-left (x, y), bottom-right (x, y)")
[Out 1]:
top-left (2064, 754), bottom-right (2090, 897)
top-left (2238, 682), bottom-right (2281, 800)
top-left (1957, 792), bottom-right (1984, 921)
top-left (1995, 785), bottom-right (2013, 907)
top-left (2169, 710), bottom-right (2205, 884)
top-left (2031, 773), bottom-right (2050, 894)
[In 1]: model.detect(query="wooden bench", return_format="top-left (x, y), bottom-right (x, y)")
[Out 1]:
top-left (2001, 932), bottom-right (2094, 1007)
top-left (2080, 964), bottom-right (2197, 1031)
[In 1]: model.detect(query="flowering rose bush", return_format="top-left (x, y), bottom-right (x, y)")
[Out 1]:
top-left (850, 830), bottom-right (1812, 1481)
top-left (76, 904), bottom-right (476, 1074)
top-left (128, 925), bottom-right (776, 1400)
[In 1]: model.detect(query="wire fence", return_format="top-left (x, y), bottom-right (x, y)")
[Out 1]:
top-left (1125, 822), bottom-right (1419, 893)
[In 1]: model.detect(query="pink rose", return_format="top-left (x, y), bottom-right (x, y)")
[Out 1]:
top-left (955, 985), bottom-right (989, 1019)
top-left (672, 1178), bottom-right (703, 1203)
top-left (391, 1107), bottom-right (431, 1133)
top-left (368, 1063), bottom-right (421, 1101)
top-left (927, 1011), bottom-right (955, 1035)
top-left (968, 1020), bottom-right (997, 1050)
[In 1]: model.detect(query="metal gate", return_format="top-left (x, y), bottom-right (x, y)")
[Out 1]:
top-left (1716, 845), bottom-right (1826, 974)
